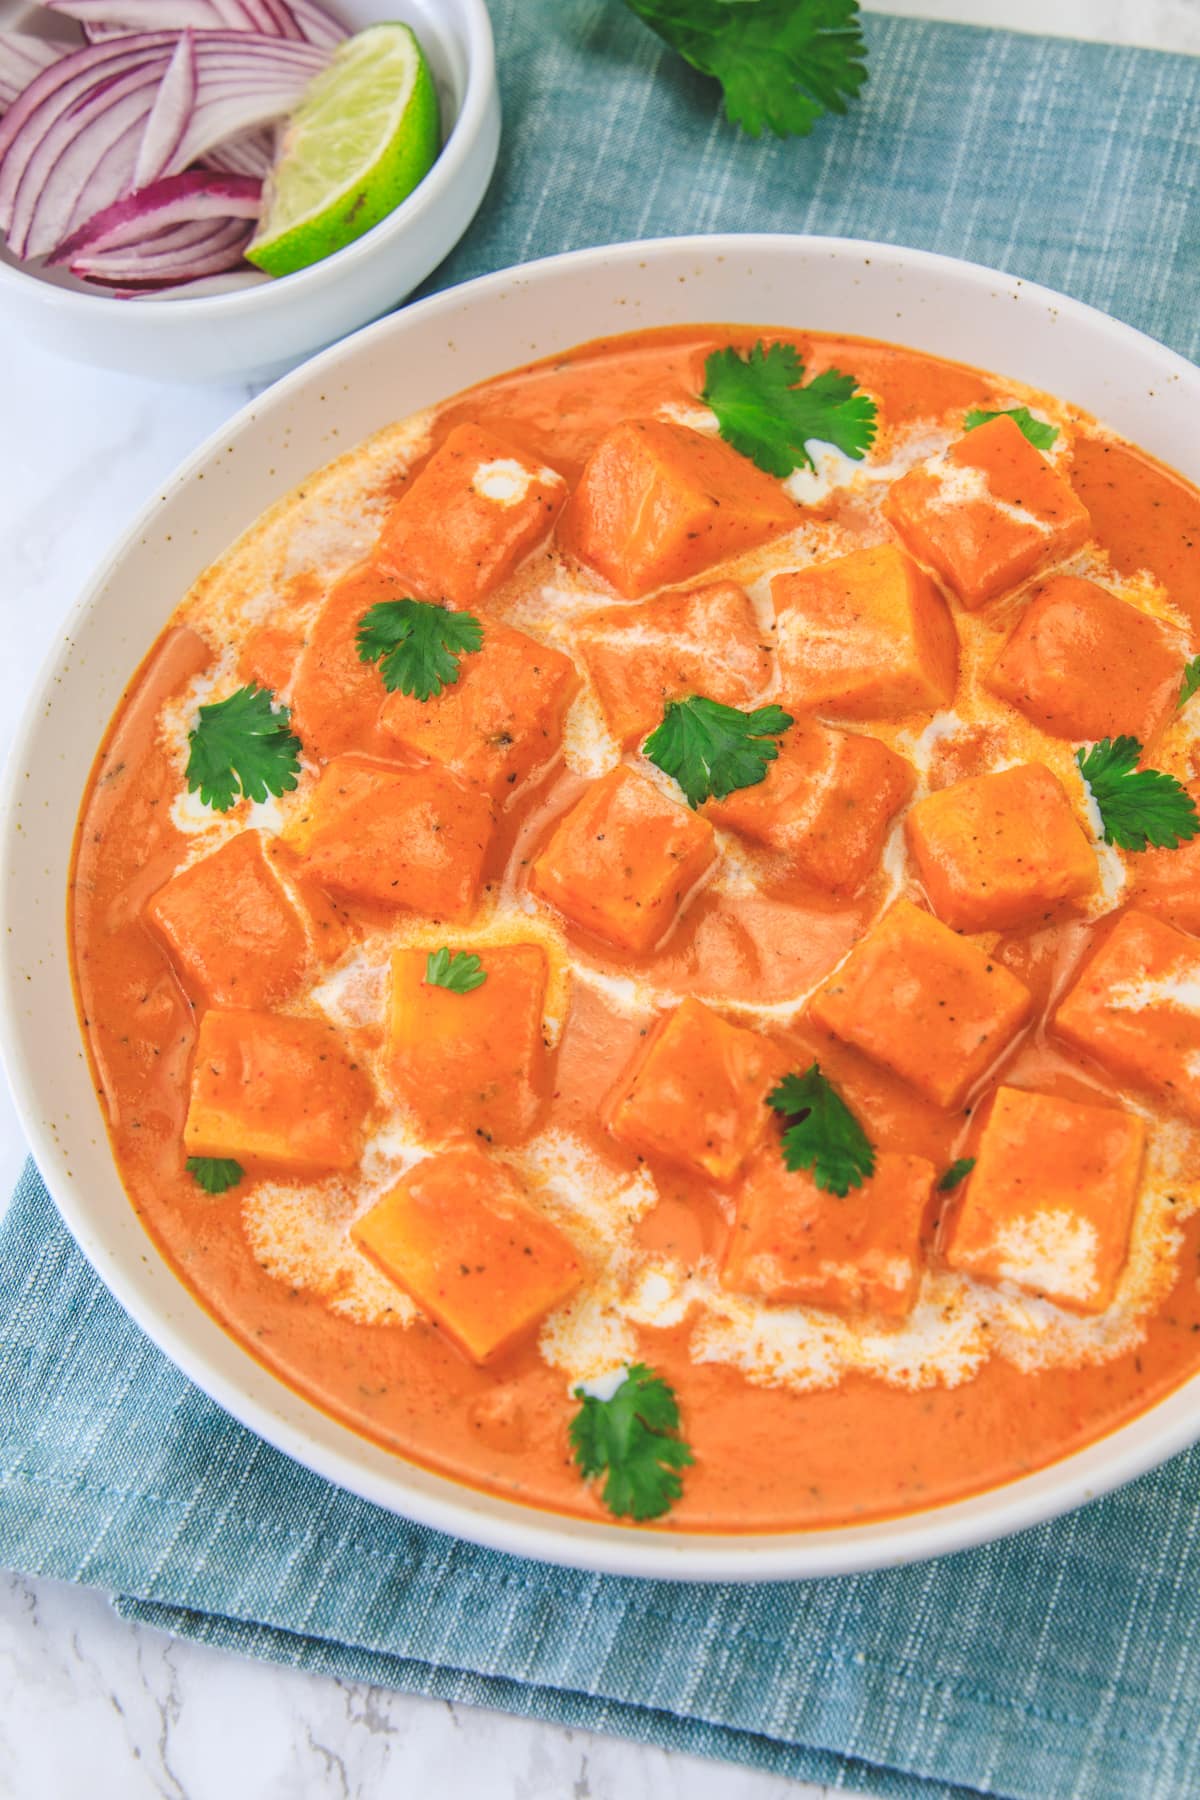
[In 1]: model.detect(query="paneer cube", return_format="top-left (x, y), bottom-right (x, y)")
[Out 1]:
top-left (605, 997), bottom-right (790, 1184)
top-left (289, 561), bottom-right (407, 762)
top-left (575, 581), bottom-right (771, 746)
top-left (905, 763), bottom-right (1097, 931)
top-left (286, 756), bottom-right (493, 918)
top-left (773, 543), bottom-right (958, 720)
top-left (723, 1147), bottom-right (935, 1318)
top-left (1053, 910), bottom-right (1200, 1122)
top-left (1132, 781), bottom-right (1200, 933)
top-left (184, 1009), bottom-right (371, 1174)
top-left (558, 418), bottom-right (798, 599)
top-left (705, 722), bottom-right (914, 894)
top-left (883, 414), bottom-right (1092, 609)
top-left (945, 1086), bottom-right (1144, 1312)
top-left (986, 575), bottom-right (1185, 744)
top-left (376, 423), bottom-right (566, 609)
top-left (379, 615), bottom-right (579, 802)
top-left (809, 899), bottom-right (1033, 1109)
top-left (529, 766), bottom-right (715, 953)
top-left (387, 943), bottom-right (550, 1145)
top-left (147, 831), bottom-right (346, 1008)
top-left (351, 1147), bottom-right (582, 1364)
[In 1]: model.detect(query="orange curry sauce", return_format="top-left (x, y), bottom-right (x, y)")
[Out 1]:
top-left (70, 327), bottom-right (1200, 1531)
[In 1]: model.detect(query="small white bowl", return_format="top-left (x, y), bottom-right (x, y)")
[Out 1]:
top-left (0, 0), bottom-right (499, 383)
top-left (4, 236), bottom-right (1200, 1582)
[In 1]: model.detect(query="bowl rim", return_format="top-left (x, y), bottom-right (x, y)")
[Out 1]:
top-left (0, 0), bottom-right (496, 320)
top-left (4, 230), bottom-right (1200, 1584)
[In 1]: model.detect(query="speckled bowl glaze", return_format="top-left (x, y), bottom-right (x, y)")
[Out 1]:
top-left (3, 235), bottom-right (1199, 1579)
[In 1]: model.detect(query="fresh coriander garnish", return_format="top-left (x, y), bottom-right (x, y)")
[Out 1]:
top-left (701, 341), bottom-right (877, 476)
top-left (963, 405), bottom-right (1059, 451)
top-left (643, 695), bottom-right (793, 809)
top-left (356, 598), bottom-right (484, 701)
top-left (186, 1156), bottom-right (244, 1195)
top-left (424, 947), bottom-right (487, 994)
top-left (623, 0), bottom-right (868, 139)
top-left (185, 684), bottom-right (301, 813)
top-left (767, 1063), bottom-right (876, 1197)
top-left (937, 1156), bottom-right (976, 1193)
top-left (1076, 736), bottom-right (1200, 853)
top-left (569, 1363), bottom-right (694, 1521)
top-left (1180, 655), bottom-right (1200, 710)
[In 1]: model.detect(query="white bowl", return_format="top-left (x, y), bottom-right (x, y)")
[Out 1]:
top-left (3, 235), bottom-right (1199, 1582)
top-left (0, 0), bottom-right (499, 383)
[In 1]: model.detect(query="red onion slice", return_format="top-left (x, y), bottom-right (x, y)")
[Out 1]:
top-left (151, 32), bottom-right (326, 179)
top-left (200, 123), bottom-right (273, 177)
top-left (0, 32), bottom-right (176, 223)
top-left (49, 166), bottom-right (260, 260)
top-left (46, 0), bottom-right (345, 48)
top-left (130, 27), bottom-right (194, 188)
top-left (6, 55), bottom-right (173, 256)
top-left (0, 33), bottom-right (69, 112)
top-left (69, 213), bottom-right (252, 277)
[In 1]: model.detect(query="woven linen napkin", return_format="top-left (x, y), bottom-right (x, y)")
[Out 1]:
top-left (3, 8), bottom-right (1200, 1798)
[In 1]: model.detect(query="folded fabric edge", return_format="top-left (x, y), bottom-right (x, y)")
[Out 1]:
top-left (114, 1595), bottom-right (974, 1800)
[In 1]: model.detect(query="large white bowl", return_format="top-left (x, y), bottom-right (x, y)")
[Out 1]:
top-left (0, 0), bottom-right (499, 383)
top-left (3, 235), bottom-right (1199, 1582)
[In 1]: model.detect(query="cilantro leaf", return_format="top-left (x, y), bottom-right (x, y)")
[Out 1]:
top-left (1076, 736), bottom-right (1200, 853)
top-left (643, 696), bottom-right (793, 809)
top-left (702, 341), bottom-right (877, 476)
top-left (1180, 655), bottom-right (1200, 710)
top-left (937, 1156), bottom-right (976, 1193)
top-left (964, 405), bottom-right (1059, 452)
top-left (767, 1063), bottom-right (876, 1197)
top-left (424, 947), bottom-right (487, 994)
top-left (624, 0), bottom-right (868, 140)
top-left (569, 1363), bottom-right (694, 1521)
top-left (185, 685), bottom-right (301, 813)
top-left (356, 599), bottom-right (484, 701)
top-left (186, 1156), bottom-right (243, 1195)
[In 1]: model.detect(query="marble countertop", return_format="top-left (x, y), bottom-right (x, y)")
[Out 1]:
top-left (2, 2), bottom-right (1196, 1794)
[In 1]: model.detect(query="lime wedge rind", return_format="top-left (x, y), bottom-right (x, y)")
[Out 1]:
top-left (246, 21), bottom-right (440, 279)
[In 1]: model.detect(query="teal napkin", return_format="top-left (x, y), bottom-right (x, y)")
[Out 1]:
top-left (4, 10), bottom-right (1200, 1797)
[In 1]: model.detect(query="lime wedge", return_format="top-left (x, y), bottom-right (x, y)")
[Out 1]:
top-left (246, 21), bottom-right (440, 279)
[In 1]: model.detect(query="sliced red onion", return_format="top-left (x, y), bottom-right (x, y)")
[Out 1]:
top-left (200, 123), bottom-right (273, 177)
top-left (5, 52), bottom-right (174, 256)
top-left (0, 32), bottom-right (176, 225)
top-left (69, 213), bottom-right (252, 278)
top-left (49, 166), bottom-right (260, 263)
top-left (148, 32), bottom-right (326, 179)
top-left (130, 27), bottom-right (194, 188)
top-left (46, 0), bottom-right (345, 48)
top-left (0, 33), bottom-right (69, 112)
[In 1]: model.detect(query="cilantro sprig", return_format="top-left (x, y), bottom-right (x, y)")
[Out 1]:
top-left (1076, 736), bottom-right (1200, 853)
top-left (1180, 656), bottom-right (1200, 710)
top-left (937, 1157), bottom-right (976, 1194)
top-left (964, 405), bottom-right (1058, 451)
top-left (186, 1156), bottom-right (244, 1195)
top-left (569, 1364), bottom-right (694, 1521)
top-left (185, 685), bottom-right (301, 813)
top-left (643, 695), bottom-right (793, 809)
top-left (424, 947), bottom-right (487, 994)
top-left (356, 599), bottom-right (484, 701)
top-left (767, 1063), bottom-right (875, 1197)
top-left (623, 0), bottom-right (868, 139)
top-left (703, 341), bottom-right (877, 477)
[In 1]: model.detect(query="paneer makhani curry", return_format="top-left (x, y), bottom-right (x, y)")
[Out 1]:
top-left (70, 326), bottom-right (1200, 1530)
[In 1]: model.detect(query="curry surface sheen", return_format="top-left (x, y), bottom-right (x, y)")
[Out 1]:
top-left (70, 327), bottom-right (1200, 1531)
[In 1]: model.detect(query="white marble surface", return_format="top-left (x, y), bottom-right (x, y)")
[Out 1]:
top-left (1, 3), bottom-right (1196, 1796)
